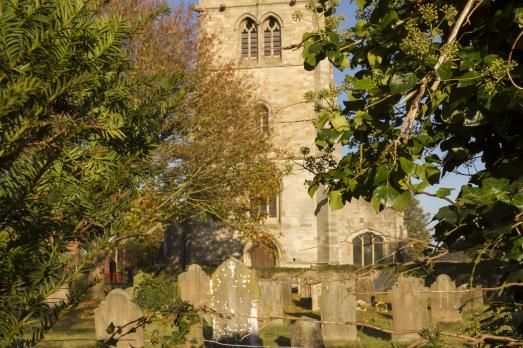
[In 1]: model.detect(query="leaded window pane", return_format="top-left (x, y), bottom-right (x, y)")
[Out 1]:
top-left (353, 237), bottom-right (362, 267)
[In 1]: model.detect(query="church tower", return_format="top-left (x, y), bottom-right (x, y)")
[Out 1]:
top-left (199, 0), bottom-right (406, 268)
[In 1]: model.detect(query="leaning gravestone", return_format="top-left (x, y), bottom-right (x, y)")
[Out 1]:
top-left (391, 276), bottom-right (429, 342)
top-left (209, 257), bottom-right (261, 345)
top-left (178, 264), bottom-right (210, 308)
top-left (94, 289), bottom-right (144, 348)
top-left (430, 274), bottom-right (461, 323)
top-left (259, 279), bottom-right (287, 324)
top-left (320, 280), bottom-right (357, 342)
top-left (289, 318), bottom-right (324, 348)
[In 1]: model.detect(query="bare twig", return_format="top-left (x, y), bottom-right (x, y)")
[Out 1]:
top-left (508, 29), bottom-right (523, 90)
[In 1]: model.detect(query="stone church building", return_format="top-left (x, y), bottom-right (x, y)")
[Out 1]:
top-left (161, 0), bottom-right (406, 270)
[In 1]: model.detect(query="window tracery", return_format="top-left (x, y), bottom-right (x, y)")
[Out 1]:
top-left (241, 18), bottom-right (258, 59)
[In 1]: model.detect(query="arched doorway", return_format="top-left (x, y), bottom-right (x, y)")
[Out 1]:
top-left (352, 232), bottom-right (384, 267)
top-left (250, 244), bottom-right (276, 268)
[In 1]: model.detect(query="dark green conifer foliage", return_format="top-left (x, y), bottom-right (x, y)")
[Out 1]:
top-left (0, 0), bottom-right (181, 345)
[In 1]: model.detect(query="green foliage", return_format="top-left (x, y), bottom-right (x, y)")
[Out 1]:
top-left (135, 273), bottom-right (177, 312)
top-left (0, 0), bottom-right (181, 345)
top-left (404, 198), bottom-right (432, 259)
top-left (300, 0), bottom-right (523, 337)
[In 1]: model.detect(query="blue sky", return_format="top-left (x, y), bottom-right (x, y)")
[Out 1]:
top-left (172, 0), bottom-right (471, 218)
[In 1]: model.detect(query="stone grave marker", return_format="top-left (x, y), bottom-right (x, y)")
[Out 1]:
top-left (178, 264), bottom-right (210, 308)
top-left (355, 276), bottom-right (374, 304)
top-left (271, 273), bottom-right (293, 305)
top-left (298, 270), bottom-right (319, 299)
top-left (430, 274), bottom-right (461, 323)
top-left (289, 318), bottom-right (324, 348)
top-left (311, 283), bottom-right (322, 312)
top-left (458, 284), bottom-right (485, 312)
top-left (259, 279), bottom-right (287, 324)
top-left (94, 289), bottom-right (144, 348)
top-left (320, 280), bottom-right (357, 342)
top-left (209, 257), bottom-right (261, 345)
top-left (391, 276), bottom-right (429, 342)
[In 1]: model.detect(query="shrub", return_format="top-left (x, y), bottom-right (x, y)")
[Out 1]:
top-left (135, 273), bottom-right (178, 312)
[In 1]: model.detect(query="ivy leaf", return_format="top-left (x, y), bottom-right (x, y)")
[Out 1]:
top-left (308, 183), bottom-right (319, 198)
top-left (330, 112), bottom-right (349, 131)
top-left (373, 184), bottom-right (399, 208)
top-left (393, 190), bottom-right (412, 211)
top-left (436, 187), bottom-right (453, 198)
top-left (389, 73), bottom-right (418, 95)
top-left (436, 61), bottom-right (453, 81)
top-left (106, 322), bottom-right (115, 334)
top-left (352, 78), bottom-right (376, 91)
top-left (399, 157), bottom-right (415, 175)
top-left (329, 190), bottom-right (344, 210)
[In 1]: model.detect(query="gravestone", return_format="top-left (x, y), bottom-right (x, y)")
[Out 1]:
top-left (430, 274), bottom-right (461, 323)
top-left (355, 276), bottom-right (374, 303)
top-left (178, 264), bottom-right (210, 308)
top-left (209, 257), bottom-right (261, 345)
top-left (320, 280), bottom-right (357, 341)
top-left (311, 283), bottom-right (322, 312)
top-left (298, 271), bottom-right (319, 299)
top-left (259, 279), bottom-right (287, 324)
top-left (458, 284), bottom-right (485, 312)
top-left (289, 318), bottom-right (324, 348)
top-left (391, 276), bottom-right (429, 342)
top-left (94, 289), bottom-right (144, 348)
top-left (271, 273), bottom-right (293, 305)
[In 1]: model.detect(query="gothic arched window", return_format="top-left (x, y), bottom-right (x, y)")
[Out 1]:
top-left (263, 17), bottom-right (281, 57)
top-left (352, 232), bottom-right (384, 267)
top-left (241, 18), bottom-right (258, 59)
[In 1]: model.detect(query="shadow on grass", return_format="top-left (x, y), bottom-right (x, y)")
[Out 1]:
top-left (283, 311), bottom-right (320, 320)
top-left (293, 297), bottom-right (312, 309)
top-left (357, 324), bottom-right (392, 341)
top-left (275, 336), bottom-right (291, 346)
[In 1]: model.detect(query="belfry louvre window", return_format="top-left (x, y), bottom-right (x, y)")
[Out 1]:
top-left (352, 232), bottom-right (384, 267)
top-left (263, 17), bottom-right (281, 57)
top-left (241, 18), bottom-right (258, 59)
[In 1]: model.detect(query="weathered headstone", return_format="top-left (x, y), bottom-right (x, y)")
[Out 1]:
top-left (355, 276), bottom-right (374, 303)
top-left (320, 280), bottom-right (357, 342)
top-left (298, 271), bottom-right (319, 299)
top-left (259, 279), bottom-right (287, 324)
top-left (391, 276), bottom-right (429, 342)
top-left (94, 289), bottom-right (144, 348)
top-left (458, 284), bottom-right (485, 312)
top-left (289, 318), bottom-right (324, 348)
top-left (209, 257), bottom-right (261, 345)
top-left (311, 283), bottom-right (322, 312)
top-left (178, 264), bottom-right (210, 308)
top-left (430, 274), bottom-right (461, 323)
top-left (271, 273), bottom-right (293, 305)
